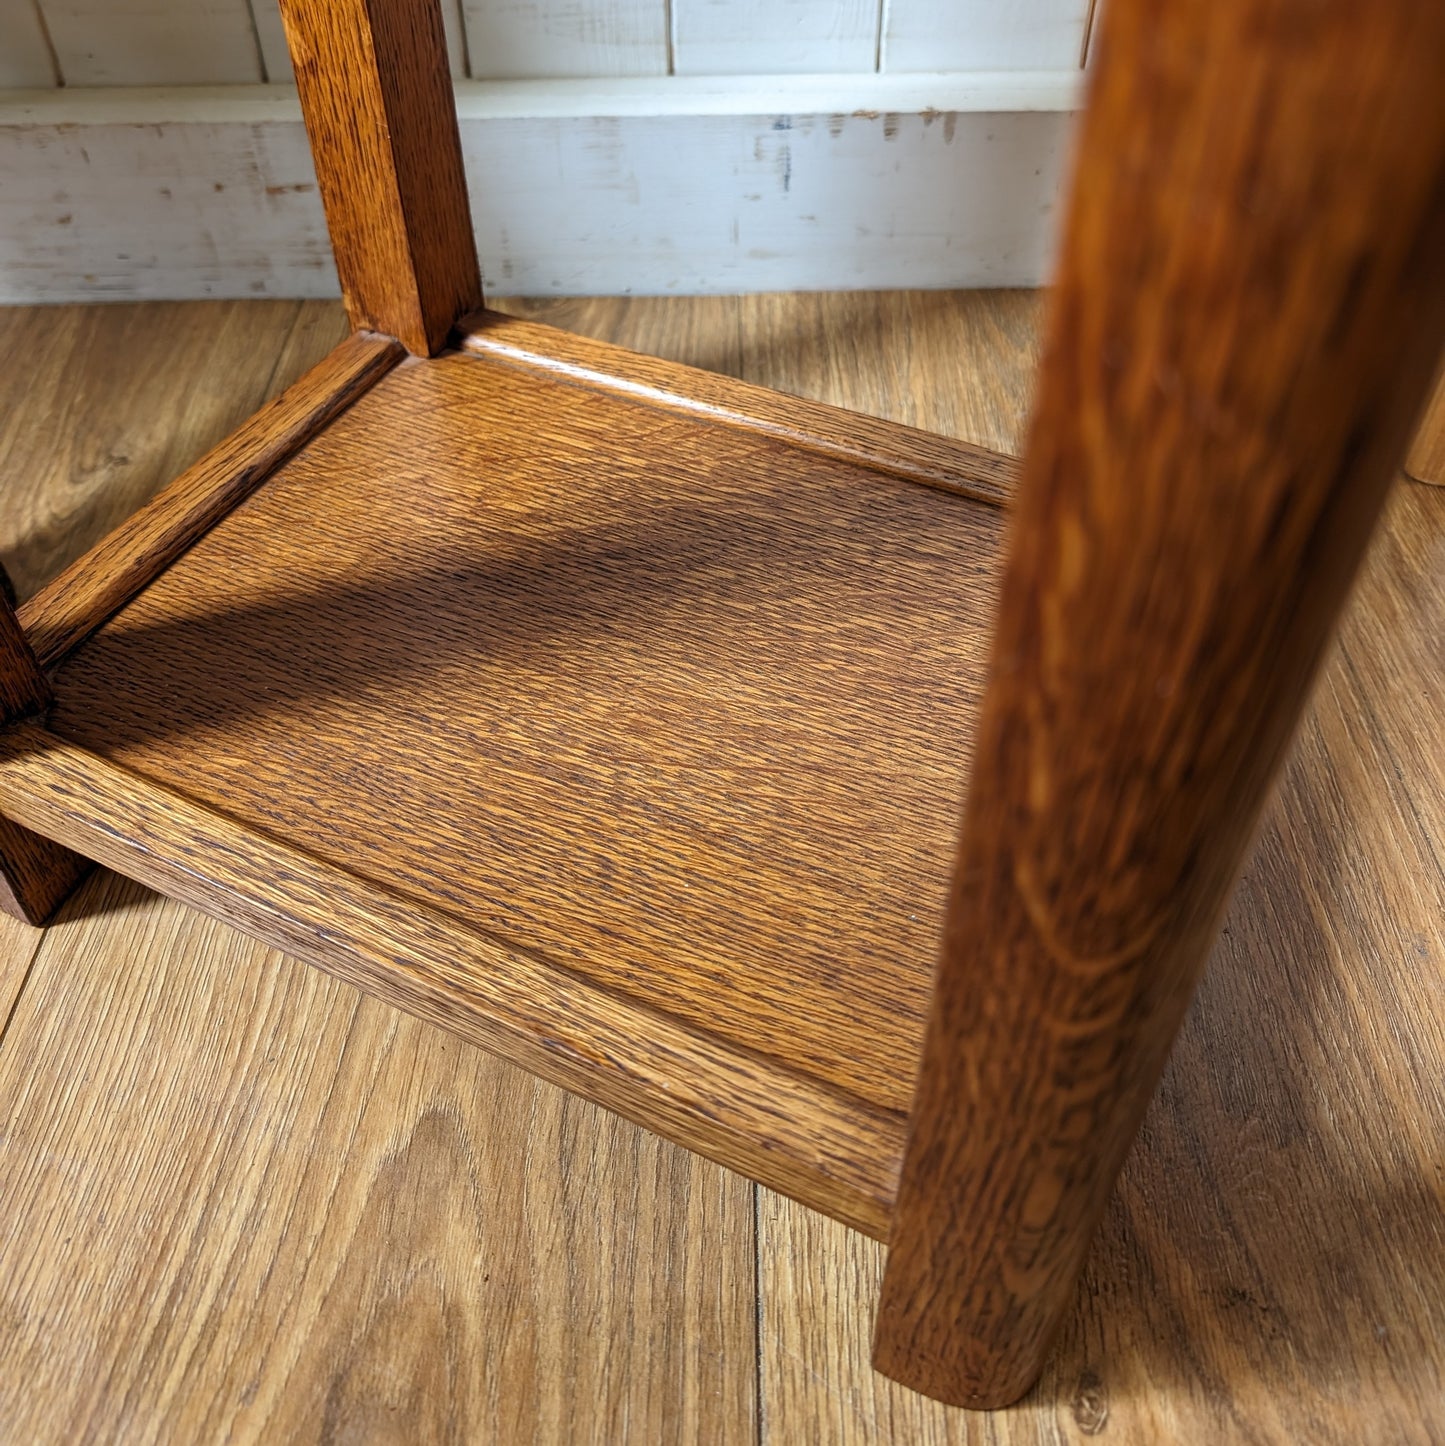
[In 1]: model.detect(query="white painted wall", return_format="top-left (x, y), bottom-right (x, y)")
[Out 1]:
top-left (0, 0), bottom-right (56, 86)
top-left (37, 0), bottom-right (265, 85)
top-left (0, 1), bottom-right (1093, 298)
top-left (883, 0), bottom-right (1092, 72)
top-left (463, 0), bottom-right (667, 78)
top-left (672, 0), bottom-right (878, 76)
top-left (4, 0), bottom-right (1099, 86)
top-left (0, 79), bottom-right (1078, 300)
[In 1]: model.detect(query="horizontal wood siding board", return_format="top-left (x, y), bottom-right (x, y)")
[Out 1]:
top-left (0, 0), bottom-right (57, 87)
top-left (250, 0), bottom-right (469, 82)
top-left (671, 0), bottom-right (878, 76)
top-left (37, 0), bottom-right (264, 85)
top-left (883, 0), bottom-right (1091, 72)
top-left (0, 81), bottom-right (1076, 298)
top-left (0, 727), bottom-right (903, 1237)
top-left (462, 0), bottom-right (668, 78)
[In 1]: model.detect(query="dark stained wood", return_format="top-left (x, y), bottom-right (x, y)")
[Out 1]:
top-left (0, 815), bottom-right (90, 928)
top-left (874, 0), bottom-right (1445, 1409)
top-left (457, 310), bottom-right (1019, 507)
top-left (0, 601), bottom-right (48, 724)
top-left (1405, 363), bottom-right (1445, 486)
top-left (279, 0), bottom-right (484, 355)
top-left (0, 600), bottom-right (87, 925)
top-left (18, 332), bottom-right (403, 668)
top-left (7, 328), bottom-right (1019, 1236)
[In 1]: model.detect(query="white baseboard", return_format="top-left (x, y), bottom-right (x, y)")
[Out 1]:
top-left (0, 75), bottom-right (1080, 302)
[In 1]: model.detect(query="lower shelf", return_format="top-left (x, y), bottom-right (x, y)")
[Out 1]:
top-left (3, 316), bottom-right (1013, 1236)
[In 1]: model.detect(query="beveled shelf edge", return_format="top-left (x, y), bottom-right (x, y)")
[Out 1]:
top-left (18, 331), bottom-right (405, 670)
top-left (455, 309), bottom-right (1021, 508)
top-left (0, 724), bottom-right (905, 1239)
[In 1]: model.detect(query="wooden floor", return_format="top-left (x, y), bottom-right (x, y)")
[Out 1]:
top-left (0, 293), bottom-right (1442, 1443)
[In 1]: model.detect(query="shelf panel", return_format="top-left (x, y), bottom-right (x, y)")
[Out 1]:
top-left (23, 323), bottom-right (1010, 1231)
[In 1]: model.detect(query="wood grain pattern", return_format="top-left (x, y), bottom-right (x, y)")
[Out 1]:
top-left (457, 310), bottom-right (1019, 506)
top-left (279, 0), bottom-right (483, 354)
top-left (0, 871), bottom-right (757, 1445)
top-left (0, 813), bottom-right (89, 926)
top-left (0, 303), bottom-right (351, 928)
top-left (18, 330), bottom-right (403, 668)
top-left (1404, 364), bottom-right (1445, 486)
top-left (0, 302), bottom-right (348, 605)
top-left (0, 727), bottom-right (903, 1236)
top-left (760, 488), bottom-right (1445, 1445)
top-left (252, 0), bottom-right (468, 81)
top-left (19, 325), bottom-right (1018, 1231)
top-left (3, 295), bottom-right (1445, 1439)
top-left (0, 593), bottom-right (78, 924)
top-left (876, 0), bottom-right (1445, 1407)
top-left (0, 601), bottom-right (47, 724)
top-left (733, 290), bottom-right (1043, 461)
top-left (0, 890), bottom-right (43, 1030)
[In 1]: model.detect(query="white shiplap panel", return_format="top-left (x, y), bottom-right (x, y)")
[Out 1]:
top-left (884, 0), bottom-right (1091, 72)
top-left (39, 0), bottom-right (263, 85)
top-left (672, 0), bottom-right (877, 76)
top-left (0, 1), bottom-right (56, 86)
top-left (462, 0), bottom-right (667, 79)
top-left (248, 0), bottom-right (469, 83)
top-left (0, 80), bottom-right (1077, 299)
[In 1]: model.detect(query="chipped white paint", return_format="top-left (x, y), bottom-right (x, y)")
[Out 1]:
top-left (0, 0), bottom-right (55, 87)
top-left (671, 0), bottom-right (878, 76)
top-left (247, 0), bottom-right (469, 83)
top-left (0, 78), bottom-right (1078, 300)
top-left (36, 0), bottom-right (264, 85)
top-left (461, 0), bottom-right (667, 79)
top-left (883, 0), bottom-right (1092, 72)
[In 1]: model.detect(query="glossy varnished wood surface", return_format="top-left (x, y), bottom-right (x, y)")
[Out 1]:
top-left (456, 310), bottom-right (1020, 506)
top-left (278, 0), bottom-right (483, 354)
top-left (20, 330), bottom-right (403, 669)
top-left (34, 314), bottom-right (1011, 1229)
top-left (1406, 365), bottom-right (1445, 486)
top-left (0, 302), bottom-right (352, 604)
top-left (1, 295), bottom-right (1442, 1442)
top-left (877, 0), bottom-right (1445, 1405)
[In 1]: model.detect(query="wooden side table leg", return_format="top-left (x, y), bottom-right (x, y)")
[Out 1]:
top-left (1405, 364), bottom-right (1445, 485)
top-left (872, 0), bottom-right (1445, 1410)
top-left (0, 602), bottom-right (90, 924)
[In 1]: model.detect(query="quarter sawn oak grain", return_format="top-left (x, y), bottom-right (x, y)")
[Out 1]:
top-left (19, 331), bottom-right (404, 669)
top-left (2, 295), bottom-right (1444, 1440)
top-left (21, 321), bottom-right (1018, 1234)
top-left (278, 0), bottom-right (484, 355)
top-left (874, 0), bottom-right (1445, 1408)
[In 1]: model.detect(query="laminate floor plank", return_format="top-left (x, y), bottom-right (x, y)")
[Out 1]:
top-left (1, 294), bottom-right (1441, 1444)
top-left (0, 296), bottom-right (758, 1446)
top-left (0, 908), bottom-right (44, 1033)
top-left (751, 339), bottom-right (1445, 1443)
top-left (0, 300), bottom-right (350, 601)
top-left (0, 873), bottom-right (757, 1445)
